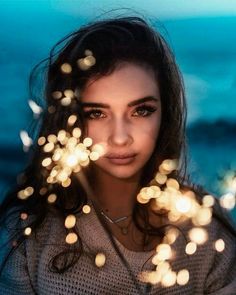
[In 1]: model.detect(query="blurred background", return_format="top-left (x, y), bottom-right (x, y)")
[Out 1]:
top-left (0, 0), bottom-right (235, 218)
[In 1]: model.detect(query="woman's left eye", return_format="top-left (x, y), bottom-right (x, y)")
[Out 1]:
top-left (132, 105), bottom-right (157, 117)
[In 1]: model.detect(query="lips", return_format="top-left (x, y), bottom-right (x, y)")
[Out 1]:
top-left (105, 153), bottom-right (137, 165)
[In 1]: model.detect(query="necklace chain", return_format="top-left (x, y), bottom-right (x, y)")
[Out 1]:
top-left (100, 211), bottom-right (132, 235)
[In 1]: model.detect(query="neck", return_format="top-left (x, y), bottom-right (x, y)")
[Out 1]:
top-left (89, 167), bottom-right (141, 218)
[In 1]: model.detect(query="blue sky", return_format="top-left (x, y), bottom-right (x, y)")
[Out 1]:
top-left (2, 0), bottom-right (236, 20)
top-left (52, 0), bottom-right (236, 19)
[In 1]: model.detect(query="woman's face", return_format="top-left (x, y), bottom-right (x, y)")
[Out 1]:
top-left (81, 62), bottom-right (162, 181)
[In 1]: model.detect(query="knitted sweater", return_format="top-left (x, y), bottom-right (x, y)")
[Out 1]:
top-left (0, 204), bottom-right (235, 295)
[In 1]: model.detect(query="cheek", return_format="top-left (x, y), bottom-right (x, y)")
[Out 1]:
top-left (86, 123), bottom-right (106, 144)
top-left (136, 117), bottom-right (161, 144)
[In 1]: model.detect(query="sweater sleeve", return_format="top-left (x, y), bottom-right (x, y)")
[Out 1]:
top-left (0, 224), bottom-right (36, 294)
top-left (204, 217), bottom-right (236, 295)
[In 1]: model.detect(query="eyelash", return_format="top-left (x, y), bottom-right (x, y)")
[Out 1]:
top-left (83, 105), bottom-right (157, 120)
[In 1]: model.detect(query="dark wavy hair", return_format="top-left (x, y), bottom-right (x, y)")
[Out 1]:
top-left (1, 16), bottom-right (233, 278)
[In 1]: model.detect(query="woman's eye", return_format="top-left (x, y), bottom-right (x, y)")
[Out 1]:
top-left (133, 105), bottom-right (157, 117)
top-left (84, 109), bottom-right (106, 119)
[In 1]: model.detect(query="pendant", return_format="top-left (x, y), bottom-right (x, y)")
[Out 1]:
top-left (121, 227), bottom-right (128, 235)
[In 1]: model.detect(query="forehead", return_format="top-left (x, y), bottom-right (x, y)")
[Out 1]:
top-left (80, 62), bottom-right (160, 104)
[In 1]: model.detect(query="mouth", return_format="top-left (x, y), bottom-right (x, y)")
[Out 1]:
top-left (105, 153), bottom-right (137, 165)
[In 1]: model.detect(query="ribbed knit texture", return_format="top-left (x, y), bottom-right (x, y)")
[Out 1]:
top-left (0, 204), bottom-right (235, 294)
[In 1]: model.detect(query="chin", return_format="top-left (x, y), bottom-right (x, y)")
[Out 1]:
top-left (94, 160), bottom-right (142, 181)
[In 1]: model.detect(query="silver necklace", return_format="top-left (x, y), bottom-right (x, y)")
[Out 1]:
top-left (100, 211), bottom-right (132, 235)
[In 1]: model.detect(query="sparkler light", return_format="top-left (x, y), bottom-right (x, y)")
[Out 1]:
top-left (95, 253), bottom-right (106, 268)
top-left (137, 158), bottom-right (226, 287)
top-left (38, 124), bottom-right (104, 188)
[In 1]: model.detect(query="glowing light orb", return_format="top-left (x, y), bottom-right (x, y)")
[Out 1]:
top-left (95, 253), bottom-right (106, 267)
top-left (65, 232), bottom-right (78, 244)
top-left (82, 205), bottom-right (91, 214)
top-left (185, 242), bottom-right (197, 255)
top-left (177, 269), bottom-right (189, 285)
top-left (65, 215), bottom-right (76, 229)
top-left (61, 63), bottom-right (72, 74)
top-left (188, 228), bottom-right (208, 245)
top-left (214, 239), bottom-right (225, 252)
top-left (24, 227), bottom-right (32, 236)
top-left (220, 193), bottom-right (235, 210)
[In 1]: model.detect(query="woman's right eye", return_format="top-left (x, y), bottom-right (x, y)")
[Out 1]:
top-left (84, 109), bottom-right (106, 119)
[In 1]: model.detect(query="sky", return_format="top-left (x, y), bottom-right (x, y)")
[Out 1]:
top-left (52, 0), bottom-right (236, 19)
top-left (2, 0), bottom-right (236, 20)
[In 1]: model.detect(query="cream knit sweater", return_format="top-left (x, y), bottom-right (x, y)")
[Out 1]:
top-left (0, 204), bottom-right (235, 295)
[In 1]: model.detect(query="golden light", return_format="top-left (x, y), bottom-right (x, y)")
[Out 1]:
top-left (65, 154), bottom-right (79, 167)
top-left (214, 239), bottom-right (225, 252)
top-left (38, 136), bottom-right (46, 146)
top-left (175, 196), bottom-right (192, 213)
top-left (52, 91), bottom-right (62, 99)
top-left (166, 178), bottom-right (180, 190)
top-left (61, 178), bottom-right (71, 187)
top-left (48, 134), bottom-right (57, 143)
top-left (65, 232), bottom-right (78, 244)
top-left (65, 214), bottom-right (76, 229)
top-left (68, 115), bottom-right (77, 126)
top-left (77, 51), bottom-right (96, 71)
top-left (155, 172), bottom-right (167, 185)
top-left (39, 127), bottom-right (102, 187)
top-left (84, 55), bottom-right (96, 66)
top-left (20, 213), bottom-right (28, 220)
top-left (220, 170), bottom-right (236, 195)
top-left (155, 243), bottom-right (172, 261)
top-left (24, 227), bottom-right (32, 236)
top-left (220, 193), bottom-right (235, 210)
top-left (82, 205), bottom-right (91, 214)
top-left (72, 128), bottom-right (81, 138)
top-left (89, 151), bottom-right (100, 161)
top-left (188, 227), bottom-right (208, 245)
top-left (39, 187), bottom-right (47, 195)
top-left (176, 269), bottom-right (189, 285)
top-left (202, 195), bottom-right (215, 207)
top-left (161, 270), bottom-right (177, 287)
top-left (95, 253), bottom-right (106, 267)
top-left (139, 271), bottom-right (161, 284)
top-left (47, 194), bottom-right (57, 203)
top-left (161, 159), bottom-right (178, 172)
top-left (64, 89), bottom-right (74, 98)
top-left (42, 157), bottom-right (52, 167)
top-left (185, 242), bottom-right (197, 255)
top-left (164, 228), bottom-right (179, 244)
top-left (61, 97), bottom-right (72, 106)
top-left (83, 137), bottom-right (93, 147)
top-left (43, 142), bottom-right (54, 153)
top-left (91, 143), bottom-right (106, 156)
top-left (61, 63), bottom-right (72, 74)
top-left (85, 49), bottom-right (93, 56)
top-left (17, 186), bottom-right (34, 200)
top-left (192, 207), bottom-right (212, 226)
top-left (137, 193), bottom-right (150, 204)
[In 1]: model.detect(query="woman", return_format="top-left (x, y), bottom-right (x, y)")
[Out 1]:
top-left (0, 16), bottom-right (235, 295)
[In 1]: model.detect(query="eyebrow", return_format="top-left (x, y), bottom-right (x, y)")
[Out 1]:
top-left (80, 96), bottom-right (159, 108)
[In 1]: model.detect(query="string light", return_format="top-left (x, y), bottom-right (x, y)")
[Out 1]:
top-left (95, 253), bottom-right (106, 267)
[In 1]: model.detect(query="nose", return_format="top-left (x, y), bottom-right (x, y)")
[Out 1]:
top-left (108, 118), bottom-right (133, 147)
